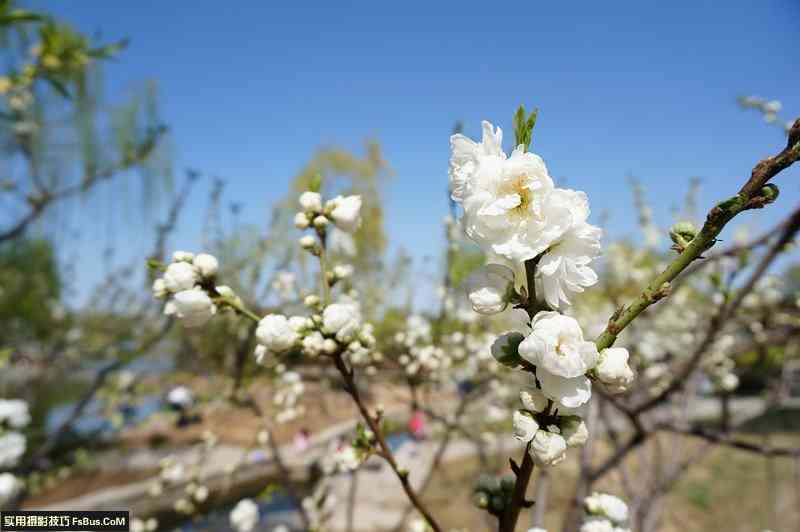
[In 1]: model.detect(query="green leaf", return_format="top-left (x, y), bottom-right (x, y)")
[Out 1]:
top-left (88, 38), bottom-right (129, 59)
top-left (512, 104), bottom-right (539, 151)
top-left (308, 173), bottom-right (323, 192)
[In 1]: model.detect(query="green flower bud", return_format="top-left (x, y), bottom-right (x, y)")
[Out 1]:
top-left (759, 183), bottom-right (779, 203)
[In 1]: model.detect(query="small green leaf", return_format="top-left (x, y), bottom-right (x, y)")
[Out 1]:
top-left (308, 173), bottom-right (323, 192)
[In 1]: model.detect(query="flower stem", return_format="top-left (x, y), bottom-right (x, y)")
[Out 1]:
top-left (500, 257), bottom-right (543, 532)
top-left (223, 297), bottom-right (261, 323)
top-left (500, 444), bottom-right (535, 532)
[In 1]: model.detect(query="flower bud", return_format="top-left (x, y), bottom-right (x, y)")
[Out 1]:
top-left (328, 195), bottom-right (362, 233)
top-left (172, 251), bottom-right (195, 262)
top-left (669, 221), bottom-right (697, 250)
top-left (299, 235), bottom-right (318, 252)
top-left (152, 278), bottom-right (167, 299)
top-left (304, 294), bottom-right (321, 307)
top-left (299, 191), bottom-right (323, 212)
top-left (759, 183), bottom-right (779, 204)
top-left (333, 264), bottom-right (354, 279)
top-left (465, 264), bottom-right (515, 314)
top-left (163, 261), bottom-right (198, 292)
top-left (294, 212), bottom-right (310, 229)
top-left (193, 253), bottom-right (219, 278)
top-left (490, 332), bottom-right (524, 368)
top-left (172, 289), bottom-right (217, 327)
top-left (313, 215), bottom-right (329, 229)
top-left (322, 338), bottom-right (338, 355)
top-left (472, 492), bottom-right (489, 509)
top-left (595, 347), bottom-right (635, 394)
top-left (256, 314), bottom-right (300, 353)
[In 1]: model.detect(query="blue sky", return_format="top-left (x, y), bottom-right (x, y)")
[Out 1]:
top-left (30, 0), bottom-right (800, 304)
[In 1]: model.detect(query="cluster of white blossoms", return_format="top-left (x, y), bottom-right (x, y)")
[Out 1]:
top-left (254, 188), bottom-right (379, 375)
top-left (0, 399), bottom-right (29, 472)
top-left (230, 498), bottom-right (260, 532)
top-left (254, 298), bottom-right (376, 366)
top-left (152, 251), bottom-right (228, 328)
top-left (394, 315), bottom-right (451, 378)
top-left (294, 190), bottom-right (362, 234)
top-left (451, 119), bottom-right (635, 467)
top-left (452, 121), bottom-right (602, 310)
top-left (580, 492), bottom-right (630, 532)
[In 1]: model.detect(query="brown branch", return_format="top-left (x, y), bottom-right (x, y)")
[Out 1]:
top-left (633, 205), bottom-right (800, 415)
top-left (659, 423), bottom-right (800, 457)
top-left (392, 382), bottom-right (487, 531)
top-left (332, 352), bottom-right (443, 532)
top-left (595, 119), bottom-right (800, 351)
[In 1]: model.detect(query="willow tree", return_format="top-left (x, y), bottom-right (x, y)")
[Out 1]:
top-left (0, 0), bottom-right (170, 244)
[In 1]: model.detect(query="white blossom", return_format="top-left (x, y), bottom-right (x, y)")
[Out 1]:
top-left (519, 311), bottom-right (598, 378)
top-left (512, 410), bottom-right (539, 442)
top-left (299, 191), bottom-right (323, 212)
top-left (163, 261), bottom-right (198, 292)
top-left (561, 417), bottom-right (589, 447)
top-left (535, 217), bottom-right (602, 309)
top-left (256, 314), bottom-right (300, 353)
top-left (230, 498), bottom-right (259, 532)
top-left (585, 492), bottom-right (629, 524)
top-left (192, 253), bottom-right (219, 278)
top-left (329, 227), bottom-right (357, 256)
top-left (719, 372), bottom-right (739, 392)
top-left (313, 215), bottom-right (329, 229)
top-left (519, 388), bottom-right (548, 413)
top-left (465, 264), bottom-right (515, 314)
top-left (299, 235), bottom-right (317, 250)
top-left (322, 303), bottom-right (361, 343)
top-left (0, 473), bottom-right (21, 506)
top-left (294, 212), bottom-right (310, 229)
top-left (172, 289), bottom-right (217, 327)
top-left (0, 432), bottom-right (26, 468)
top-left (329, 195), bottom-right (362, 232)
top-left (538, 371), bottom-right (592, 409)
top-left (595, 348), bottom-right (635, 394)
top-left (167, 386), bottom-right (194, 408)
top-left (529, 429), bottom-right (567, 467)
top-left (302, 331), bottom-right (326, 357)
top-left (0, 400), bottom-right (30, 429)
top-left (152, 278), bottom-right (167, 299)
top-left (333, 444), bottom-right (361, 471)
